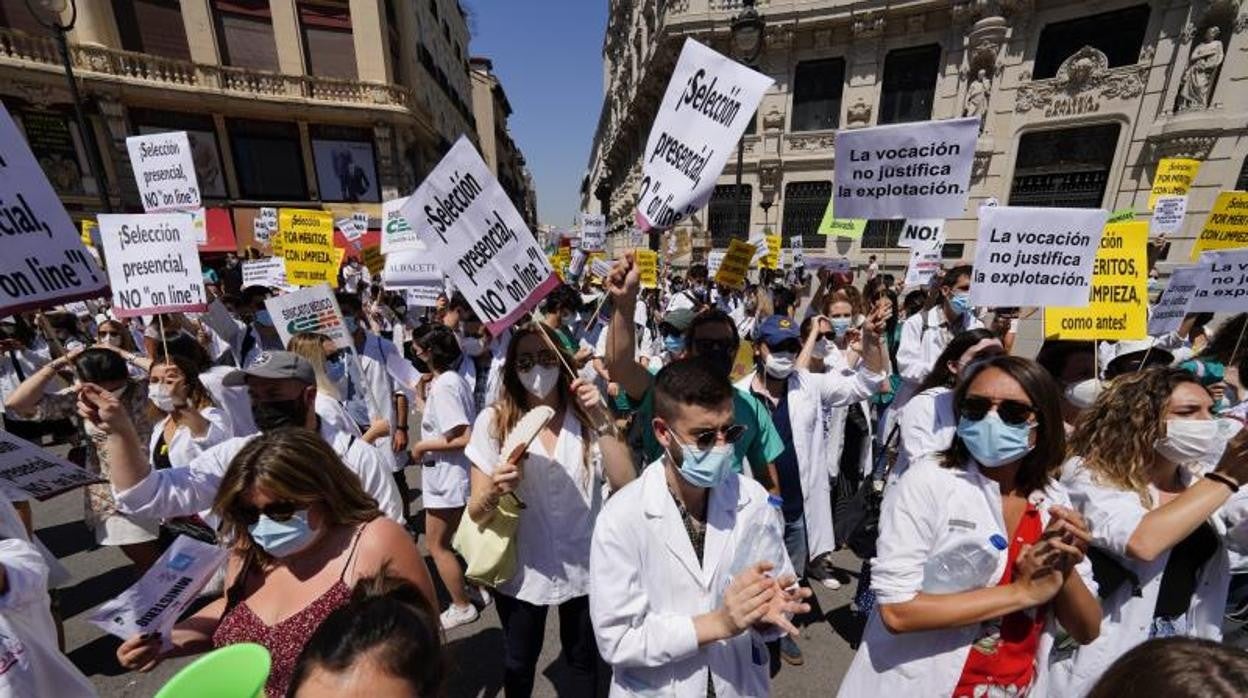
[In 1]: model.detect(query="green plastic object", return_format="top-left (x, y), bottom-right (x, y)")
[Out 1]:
top-left (154, 643), bottom-right (272, 698)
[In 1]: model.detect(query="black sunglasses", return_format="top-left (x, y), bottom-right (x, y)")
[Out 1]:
top-left (514, 351), bottom-right (559, 372)
top-left (233, 501), bottom-right (301, 526)
top-left (684, 423), bottom-right (749, 451)
top-left (325, 349), bottom-right (347, 362)
top-left (960, 395), bottom-right (1036, 426)
top-left (692, 338), bottom-right (735, 354)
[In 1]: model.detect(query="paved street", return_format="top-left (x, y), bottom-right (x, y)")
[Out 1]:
top-left (33, 462), bottom-right (862, 697)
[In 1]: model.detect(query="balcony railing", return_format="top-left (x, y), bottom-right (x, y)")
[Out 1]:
top-left (0, 28), bottom-right (421, 114)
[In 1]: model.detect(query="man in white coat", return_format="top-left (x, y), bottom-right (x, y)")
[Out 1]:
top-left (590, 359), bottom-right (811, 697)
top-left (893, 264), bottom-right (982, 411)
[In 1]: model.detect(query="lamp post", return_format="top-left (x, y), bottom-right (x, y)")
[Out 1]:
top-left (730, 0), bottom-right (764, 243)
top-left (24, 0), bottom-right (112, 212)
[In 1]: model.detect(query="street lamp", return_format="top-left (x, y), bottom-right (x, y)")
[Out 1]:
top-left (24, 0), bottom-right (113, 212)
top-left (730, 0), bottom-right (763, 244)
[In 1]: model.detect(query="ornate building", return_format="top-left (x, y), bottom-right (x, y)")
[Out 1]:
top-left (470, 56), bottom-right (539, 229)
top-left (0, 0), bottom-right (480, 247)
top-left (582, 0), bottom-right (1248, 270)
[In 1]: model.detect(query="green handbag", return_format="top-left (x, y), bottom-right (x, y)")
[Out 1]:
top-left (452, 496), bottom-right (521, 588)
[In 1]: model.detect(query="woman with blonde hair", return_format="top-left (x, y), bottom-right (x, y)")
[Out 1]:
top-left (1055, 367), bottom-right (1248, 695)
top-left (115, 428), bottom-right (435, 698)
top-left (287, 332), bottom-right (362, 439)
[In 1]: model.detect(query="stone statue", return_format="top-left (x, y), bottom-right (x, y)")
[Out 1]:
top-left (963, 68), bottom-right (991, 119)
top-left (1178, 27), bottom-right (1225, 111)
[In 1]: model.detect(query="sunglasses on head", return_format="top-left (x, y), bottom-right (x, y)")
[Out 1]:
top-left (959, 395), bottom-right (1036, 426)
top-left (233, 501), bottom-right (302, 526)
top-left (515, 351), bottom-right (559, 372)
top-left (680, 423), bottom-right (749, 451)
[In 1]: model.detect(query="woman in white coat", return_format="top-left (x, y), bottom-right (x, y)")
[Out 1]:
top-left (1055, 367), bottom-right (1248, 696)
top-left (840, 355), bottom-right (1101, 698)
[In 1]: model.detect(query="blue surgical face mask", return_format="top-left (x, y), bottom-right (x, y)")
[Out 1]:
top-left (253, 309), bottom-right (274, 327)
top-left (343, 316), bottom-right (359, 335)
top-left (949, 292), bottom-right (972, 317)
top-left (956, 411), bottom-right (1034, 468)
top-left (668, 432), bottom-right (735, 488)
top-left (247, 510), bottom-right (317, 558)
top-left (663, 334), bottom-right (685, 355)
top-left (830, 317), bottom-right (852, 338)
top-left (324, 356), bottom-right (347, 384)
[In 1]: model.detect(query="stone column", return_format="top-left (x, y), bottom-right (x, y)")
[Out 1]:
top-left (269, 0), bottom-right (306, 76)
top-left (63, 1), bottom-right (121, 48)
top-left (350, 0), bottom-right (391, 83)
top-left (180, 0), bottom-right (222, 65)
top-left (845, 11), bottom-right (886, 129)
top-left (373, 121), bottom-right (400, 201)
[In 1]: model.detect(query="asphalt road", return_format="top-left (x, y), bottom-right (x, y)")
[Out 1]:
top-left (34, 463), bottom-right (862, 697)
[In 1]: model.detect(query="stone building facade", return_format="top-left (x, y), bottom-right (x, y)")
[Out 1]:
top-left (582, 0), bottom-right (1248, 273)
top-left (470, 56), bottom-right (539, 229)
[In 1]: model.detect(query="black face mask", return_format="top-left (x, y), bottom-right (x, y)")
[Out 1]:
top-left (252, 398), bottom-right (308, 432)
top-left (410, 356), bottom-right (430, 374)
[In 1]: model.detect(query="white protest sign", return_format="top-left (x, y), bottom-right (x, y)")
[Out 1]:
top-left (352, 211), bottom-right (369, 234)
top-left (87, 536), bottom-right (228, 643)
top-left (241, 257), bottom-right (287, 289)
top-left (0, 103), bottom-right (108, 315)
top-left (1147, 265), bottom-right (1201, 336)
top-left (381, 195), bottom-right (423, 254)
top-left (398, 137), bottom-right (558, 333)
top-left (264, 284), bottom-right (352, 350)
top-left (405, 285), bottom-right (443, 307)
top-left (707, 250), bottom-right (726, 277)
top-left (126, 131), bottom-right (201, 213)
top-left (258, 206), bottom-right (278, 232)
top-left (590, 258), bottom-right (613, 280)
top-left (898, 219), bottom-right (946, 250)
top-left (568, 249), bottom-right (588, 279)
top-left (833, 117), bottom-right (979, 219)
top-left (382, 250), bottom-right (441, 289)
top-left (804, 256), bottom-right (853, 274)
top-left (252, 217), bottom-right (270, 244)
top-left (1150, 195), bottom-right (1188, 236)
top-left (636, 38), bottom-right (772, 231)
top-left (791, 237), bottom-right (805, 267)
top-left (0, 430), bottom-right (103, 501)
top-left (904, 248), bottom-right (943, 288)
top-left (969, 206), bottom-right (1107, 308)
top-left (336, 216), bottom-right (364, 241)
top-left (750, 236), bottom-right (769, 263)
top-left (1190, 248), bottom-right (1248, 313)
top-left (97, 213), bottom-right (207, 317)
top-left (581, 214), bottom-right (606, 251)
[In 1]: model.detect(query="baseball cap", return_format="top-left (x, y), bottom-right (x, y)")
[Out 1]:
top-left (756, 315), bottom-right (800, 346)
top-left (1105, 339), bottom-right (1173, 378)
top-left (223, 351), bottom-right (316, 386)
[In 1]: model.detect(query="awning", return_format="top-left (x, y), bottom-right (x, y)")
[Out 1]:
top-left (199, 208), bottom-right (238, 253)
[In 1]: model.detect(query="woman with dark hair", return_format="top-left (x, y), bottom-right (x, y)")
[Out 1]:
top-left (465, 321), bottom-right (634, 697)
top-left (287, 573), bottom-right (446, 698)
top-left (4, 348), bottom-right (162, 572)
top-left (1086, 637), bottom-right (1248, 698)
top-left (1178, 313), bottom-right (1247, 413)
top-left (408, 323), bottom-right (479, 630)
top-left (839, 355), bottom-right (1100, 697)
top-left (1054, 367), bottom-right (1248, 695)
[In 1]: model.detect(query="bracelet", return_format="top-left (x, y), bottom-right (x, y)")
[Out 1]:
top-left (1206, 472), bottom-right (1240, 493)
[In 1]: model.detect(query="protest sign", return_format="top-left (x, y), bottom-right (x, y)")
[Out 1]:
top-left (714, 239), bottom-right (755, 289)
top-left (241, 257), bottom-right (287, 289)
top-left (636, 39), bottom-right (772, 231)
top-left (970, 206), bottom-right (1107, 308)
top-left (381, 196), bottom-right (422, 254)
top-left (635, 250), bottom-right (658, 289)
top-left (1150, 195), bottom-right (1188, 236)
top-left (816, 199), bottom-right (866, 239)
top-left (252, 217), bottom-right (270, 244)
top-left (581, 214), bottom-right (606, 251)
top-left (88, 536), bottom-right (228, 643)
top-left (1107, 208), bottom-right (1135, 224)
top-left (1043, 221), bottom-right (1148, 341)
top-left (804, 256), bottom-right (853, 274)
top-left (258, 206), bottom-right (277, 233)
top-left (337, 216), bottom-right (364, 241)
top-left (898, 219), bottom-right (945, 250)
top-left (1147, 265), bottom-right (1201, 336)
top-left (203, 298), bottom-right (240, 349)
top-left (0, 104), bottom-right (108, 315)
top-left (627, 228), bottom-right (646, 249)
top-left (762, 234), bottom-right (781, 270)
top-left (589, 258), bottom-right (613, 281)
top-left (80, 219), bottom-right (100, 248)
top-left (1189, 248), bottom-right (1248, 313)
top-left (707, 250), bottom-right (726, 278)
top-left (1190, 191), bottom-right (1248, 259)
top-left (97, 213), bottom-right (207, 317)
top-left (352, 211), bottom-right (369, 234)
top-left (568, 249), bottom-right (588, 280)
top-left (832, 117), bottom-right (979, 219)
top-left (1148, 158), bottom-right (1200, 210)
top-left (278, 209), bottom-right (339, 287)
top-left (791, 237), bottom-right (804, 267)
top-left (126, 131), bottom-right (201, 213)
top-left (904, 248), bottom-right (943, 287)
top-left (749, 236), bottom-right (769, 264)
top-left (360, 245), bottom-right (384, 276)
top-left (265, 284), bottom-right (352, 350)
top-left (0, 431), bottom-right (103, 501)
top-left (405, 285), bottom-right (443, 307)
top-left (382, 250), bottom-right (440, 289)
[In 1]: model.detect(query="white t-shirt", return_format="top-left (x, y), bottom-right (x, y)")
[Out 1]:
top-left (419, 370), bottom-right (475, 507)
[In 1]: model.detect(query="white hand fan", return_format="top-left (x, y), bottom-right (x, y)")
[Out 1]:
top-left (497, 405), bottom-right (557, 509)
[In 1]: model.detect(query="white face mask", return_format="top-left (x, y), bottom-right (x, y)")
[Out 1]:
top-left (764, 352), bottom-right (796, 379)
top-left (518, 365), bottom-right (559, 399)
top-left (148, 383), bottom-right (180, 412)
top-left (812, 338), bottom-right (833, 360)
top-left (1063, 378), bottom-right (1101, 411)
top-left (1155, 418), bottom-right (1240, 465)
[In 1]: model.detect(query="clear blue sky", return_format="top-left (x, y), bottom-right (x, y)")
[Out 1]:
top-left (466, 1), bottom-right (607, 228)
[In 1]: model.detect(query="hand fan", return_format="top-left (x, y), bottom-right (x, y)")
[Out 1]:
top-left (497, 405), bottom-right (557, 509)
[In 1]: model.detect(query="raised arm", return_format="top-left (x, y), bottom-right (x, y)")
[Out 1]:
top-left (77, 383), bottom-right (150, 491)
top-left (4, 350), bottom-right (77, 415)
top-left (604, 253), bottom-right (654, 401)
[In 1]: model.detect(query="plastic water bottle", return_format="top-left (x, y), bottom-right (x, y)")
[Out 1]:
top-left (921, 534), bottom-right (1008, 594)
top-left (717, 495), bottom-right (788, 599)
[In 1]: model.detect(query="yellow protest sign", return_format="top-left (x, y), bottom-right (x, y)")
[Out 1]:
top-left (816, 199), bottom-right (866, 239)
top-left (360, 245), bottom-right (384, 276)
top-left (80, 219), bottom-right (97, 247)
top-left (714, 239), bottom-right (754, 289)
top-left (1191, 191), bottom-right (1248, 259)
top-left (1148, 158), bottom-right (1200, 209)
top-left (1044, 221), bottom-right (1148, 341)
top-left (761, 234), bottom-right (782, 270)
top-left (635, 250), bottom-right (658, 289)
top-left (278, 208), bottom-right (338, 287)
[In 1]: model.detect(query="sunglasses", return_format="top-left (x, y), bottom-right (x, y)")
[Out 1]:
top-left (767, 341), bottom-right (802, 354)
top-left (960, 395), bottom-right (1036, 426)
top-left (680, 423), bottom-right (749, 451)
top-left (514, 351), bottom-right (559, 372)
top-left (692, 338), bottom-right (735, 354)
top-left (325, 349), bottom-right (347, 362)
top-left (233, 501), bottom-right (302, 526)
top-left (97, 330), bottom-right (121, 338)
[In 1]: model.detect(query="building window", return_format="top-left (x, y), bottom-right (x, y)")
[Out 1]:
top-left (213, 0), bottom-right (280, 72)
top-left (130, 109), bottom-right (228, 198)
top-left (228, 119), bottom-right (307, 200)
top-left (791, 58), bottom-right (845, 132)
top-left (1237, 156), bottom-right (1248, 191)
top-left (879, 45), bottom-right (940, 125)
top-left (8, 104), bottom-right (96, 196)
top-left (310, 125), bottom-right (380, 203)
top-left (861, 219), bottom-right (904, 249)
top-left (1008, 124), bottom-right (1120, 208)
top-left (300, 1), bottom-right (355, 79)
top-left (743, 108), bottom-right (757, 135)
top-left (113, 0), bottom-right (190, 60)
top-left (781, 181), bottom-right (831, 244)
top-left (941, 243), bottom-right (965, 259)
top-left (708, 184), bottom-right (751, 248)
top-left (1033, 5), bottom-right (1149, 80)
top-left (0, 0), bottom-right (42, 33)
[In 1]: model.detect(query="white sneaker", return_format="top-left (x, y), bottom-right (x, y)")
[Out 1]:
top-left (440, 602), bottom-right (480, 630)
top-left (819, 577), bottom-right (842, 590)
top-left (469, 586), bottom-right (493, 609)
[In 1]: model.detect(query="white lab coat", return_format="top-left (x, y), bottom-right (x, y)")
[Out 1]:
top-left (148, 406), bottom-right (234, 468)
top-left (839, 457), bottom-right (1095, 698)
top-left (348, 331), bottom-right (421, 471)
top-left (590, 462), bottom-right (792, 698)
top-left (893, 306), bottom-right (982, 410)
top-left (1050, 457), bottom-right (1248, 696)
top-left (890, 387), bottom-right (956, 482)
